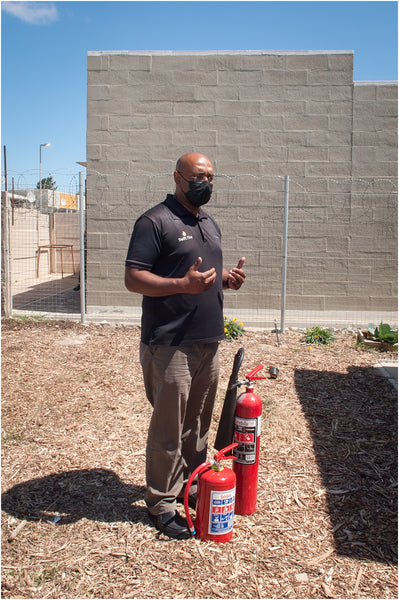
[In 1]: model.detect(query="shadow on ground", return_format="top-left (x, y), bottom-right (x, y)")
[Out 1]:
top-left (1, 468), bottom-right (147, 525)
top-left (295, 365), bottom-right (397, 564)
top-left (12, 274), bottom-right (80, 313)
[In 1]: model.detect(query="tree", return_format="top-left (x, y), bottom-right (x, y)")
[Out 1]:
top-left (36, 175), bottom-right (57, 190)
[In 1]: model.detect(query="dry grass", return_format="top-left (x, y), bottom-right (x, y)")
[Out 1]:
top-left (1, 318), bottom-right (397, 599)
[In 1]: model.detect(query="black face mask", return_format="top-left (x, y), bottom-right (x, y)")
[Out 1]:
top-left (184, 180), bottom-right (213, 207)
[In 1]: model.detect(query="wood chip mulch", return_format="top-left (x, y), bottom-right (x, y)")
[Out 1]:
top-left (1, 318), bottom-right (397, 599)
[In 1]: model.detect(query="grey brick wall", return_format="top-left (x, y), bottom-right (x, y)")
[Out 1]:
top-left (86, 51), bottom-right (397, 324)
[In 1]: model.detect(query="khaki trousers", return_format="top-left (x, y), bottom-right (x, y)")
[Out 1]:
top-left (140, 342), bottom-right (219, 515)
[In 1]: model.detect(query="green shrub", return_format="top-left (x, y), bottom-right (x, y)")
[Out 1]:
top-left (224, 316), bottom-right (245, 340)
top-left (303, 326), bottom-right (335, 346)
top-left (368, 322), bottom-right (398, 346)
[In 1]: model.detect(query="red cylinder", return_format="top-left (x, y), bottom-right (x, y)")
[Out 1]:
top-left (195, 464), bottom-right (236, 543)
top-left (233, 385), bottom-right (262, 515)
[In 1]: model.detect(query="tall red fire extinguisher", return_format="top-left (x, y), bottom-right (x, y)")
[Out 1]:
top-left (184, 443), bottom-right (238, 543)
top-left (233, 365), bottom-right (265, 515)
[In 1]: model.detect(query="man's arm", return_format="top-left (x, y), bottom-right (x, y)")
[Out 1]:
top-left (125, 257), bottom-right (217, 297)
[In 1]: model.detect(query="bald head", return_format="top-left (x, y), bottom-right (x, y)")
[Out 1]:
top-left (175, 153), bottom-right (213, 173)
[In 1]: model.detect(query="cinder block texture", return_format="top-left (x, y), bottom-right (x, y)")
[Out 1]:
top-left (86, 51), bottom-right (397, 317)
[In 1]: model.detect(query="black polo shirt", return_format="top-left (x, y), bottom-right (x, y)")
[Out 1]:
top-left (126, 194), bottom-right (225, 346)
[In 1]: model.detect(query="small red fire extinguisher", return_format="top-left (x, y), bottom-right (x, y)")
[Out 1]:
top-left (233, 365), bottom-right (265, 515)
top-left (184, 443), bottom-right (238, 543)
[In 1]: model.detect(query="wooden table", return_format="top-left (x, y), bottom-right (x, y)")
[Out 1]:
top-left (37, 244), bottom-right (75, 278)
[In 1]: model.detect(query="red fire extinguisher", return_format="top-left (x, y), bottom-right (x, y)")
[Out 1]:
top-left (233, 365), bottom-right (265, 515)
top-left (184, 443), bottom-right (238, 543)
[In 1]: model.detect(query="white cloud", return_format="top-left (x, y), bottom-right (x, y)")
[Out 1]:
top-left (2, 1), bottom-right (59, 25)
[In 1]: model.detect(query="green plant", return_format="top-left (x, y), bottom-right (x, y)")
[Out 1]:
top-left (224, 316), bottom-right (245, 340)
top-left (3, 425), bottom-right (25, 443)
top-left (368, 322), bottom-right (398, 346)
top-left (303, 326), bottom-right (335, 346)
top-left (36, 175), bottom-right (57, 190)
top-left (34, 567), bottom-right (59, 586)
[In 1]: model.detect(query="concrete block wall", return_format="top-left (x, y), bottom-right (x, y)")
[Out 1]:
top-left (86, 50), bottom-right (397, 322)
top-left (349, 82), bottom-right (398, 312)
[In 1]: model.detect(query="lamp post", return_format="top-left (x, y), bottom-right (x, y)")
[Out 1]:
top-left (39, 142), bottom-right (51, 213)
top-left (37, 142), bottom-right (51, 242)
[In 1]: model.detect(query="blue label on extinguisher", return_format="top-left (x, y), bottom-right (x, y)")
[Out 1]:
top-left (208, 488), bottom-right (235, 535)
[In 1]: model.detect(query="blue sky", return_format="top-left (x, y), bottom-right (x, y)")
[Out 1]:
top-left (2, 1), bottom-right (398, 192)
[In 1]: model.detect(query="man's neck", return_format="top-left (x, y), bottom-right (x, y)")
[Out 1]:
top-left (175, 190), bottom-right (199, 217)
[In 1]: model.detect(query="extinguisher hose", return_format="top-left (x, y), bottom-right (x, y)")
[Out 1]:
top-left (184, 461), bottom-right (211, 536)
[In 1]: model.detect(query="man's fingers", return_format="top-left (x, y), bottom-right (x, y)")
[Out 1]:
top-left (204, 268), bottom-right (217, 283)
top-left (191, 257), bottom-right (202, 271)
top-left (190, 260), bottom-right (215, 282)
top-left (227, 257), bottom-right (246, 290)
top-left (185, 261), bottom-right (216, 294)
top-left (230, 257), bottom-right (246, 279)
top-left (200, 267), bottom-right (217, 286)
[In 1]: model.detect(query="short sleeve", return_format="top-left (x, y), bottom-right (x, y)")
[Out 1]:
top-left (125, 215), bottom-right (162, 270)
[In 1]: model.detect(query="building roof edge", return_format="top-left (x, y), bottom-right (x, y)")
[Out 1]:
top-left (87, 49), bottom-right (355, 56)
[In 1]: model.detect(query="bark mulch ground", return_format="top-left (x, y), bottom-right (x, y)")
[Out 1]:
top-left (1, 318), bottom-right (397, 599)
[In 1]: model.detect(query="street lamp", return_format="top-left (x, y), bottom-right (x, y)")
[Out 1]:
top-left (39, 142), bottom-right (51, 212)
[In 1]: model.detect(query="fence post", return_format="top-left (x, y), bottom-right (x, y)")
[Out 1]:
top-left (1, 191), bottom-right (12, 317)
top-left (79, 172), bottom-right (86, 324)
top-left (280, 175), bottom-right (289, 332)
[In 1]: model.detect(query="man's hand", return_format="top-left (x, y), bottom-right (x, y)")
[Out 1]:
top-left (182, 257), bottom-right (217, 294)
top-left (226, 257), bottom-right (246, 290)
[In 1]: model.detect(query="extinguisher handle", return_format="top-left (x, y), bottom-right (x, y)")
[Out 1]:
top-left (214, 442), bottom-right (238, 462)
top-left (245, 364), bottom-right (266, 381)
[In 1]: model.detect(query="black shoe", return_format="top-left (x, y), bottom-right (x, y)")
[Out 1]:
top-left (147, 510), bottom-right (191, 540)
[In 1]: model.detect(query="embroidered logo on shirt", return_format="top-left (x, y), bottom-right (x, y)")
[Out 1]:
top-left (178, 230), bottom-right (193, 242)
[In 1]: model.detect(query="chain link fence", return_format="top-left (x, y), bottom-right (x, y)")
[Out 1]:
top-left (2, 172), bottom-right (397, 330)
top-left (2, 179), bottom-right (84, 320)
top-left (85, 170), bottom-right (397, 330)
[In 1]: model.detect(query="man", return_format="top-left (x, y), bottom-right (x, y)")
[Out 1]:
top-left (125, 153), bottom-right (246, 539)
